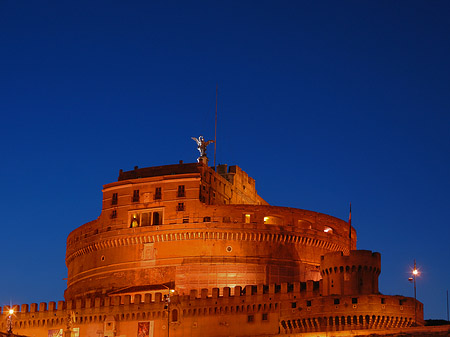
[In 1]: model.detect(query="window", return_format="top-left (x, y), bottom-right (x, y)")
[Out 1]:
top-left (132, 190), bottom-right (140, 202)
top-left (244, 214), bottom-right (251, 223)
top-left (111, 210), bottom-right (117, 219)
top-left (153, 211), bottom-right (161, 225)
top-left (203, 216), bottom-right (211, 222)
top-left (171, 309), bottom-right (178, 322)
top-left (130, 214), bottom-right (139, 228)
top-left (334, 299), bottom-right (340, 305)
top-left (306, 300), bottom-right (311, 307)
top-left (177, 185), bottom-right (185, 197)
top-left (352, 298), bottom-right (358, 304)
top-left (177, 202), bottom-right (185, 212)
top-left (130, 209), bottom-right (163, 227)
top-left (262, 313), bottom-right (268, 321)
top-left (291, 302), bottom-right (297, 308)
top-left (111, 193), bottom-right (118, 205)
top-left (183, 217), bottom-right (189, 223)
top-left (155, 187), bottom-right (162, 200)
top-left (381, 298), bottom-right (386, 304)
top-left (247, 315), bottom-right (254, 323)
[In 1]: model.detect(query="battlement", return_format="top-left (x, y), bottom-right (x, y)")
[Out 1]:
top-left (1, 282), bottom-right (321, 316)
top-left (0, 282), bottom-right (423, 336)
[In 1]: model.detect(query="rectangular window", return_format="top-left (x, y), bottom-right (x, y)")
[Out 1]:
top-left (141, 212), bottom-right (151, 226)
top-left (111, 210), bottom-right (117, 219)
top-left (244, 214), bottom-right (251, 223)
top-left (291, 302), bottom-right (297, 308)
top-left (247, 315), bottom-right (254, 323)
top-left (352, 298), bottom-right (358, 304)
top-left (262, 313), bottom-right (268, 321)
top-left (381, 298), bottom-right (386, 304)
top-left (111, 193), bottom-right (118, 205)
top-left (183, 217), bottom-right (189, 223)
top-left (203, 216), bottom-right (211, 222)
top-left (129, 209), bottom-right (163, 228)
top-left (177, 185), bottom-right (185, 197)
top-left (334, 299), bottom-right (340, 305)
top-left (306, 300), bottom-right (311, 307)
top-left (132, 190), bottom-right (140, 202)
top-left (177, 202), bottom-right (185, 212)
top-left (155, 187), bottom-right (162, 200)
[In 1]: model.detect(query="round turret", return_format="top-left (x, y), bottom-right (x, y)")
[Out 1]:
top-left (320, 250), bottom-right (381, 296)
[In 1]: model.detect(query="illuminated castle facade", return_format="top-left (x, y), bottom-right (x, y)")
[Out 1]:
top-left (1, 159), bottom-right (427, 337)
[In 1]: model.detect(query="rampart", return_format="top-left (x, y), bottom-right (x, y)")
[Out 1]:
top-left (0, 282), bottom-right (422, 337)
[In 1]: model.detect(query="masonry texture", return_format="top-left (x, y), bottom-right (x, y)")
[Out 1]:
top-left (1, 160), bottom-right (439, 337)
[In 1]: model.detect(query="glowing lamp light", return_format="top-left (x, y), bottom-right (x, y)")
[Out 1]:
top-left (324, 228), bottom-right (332, 233)
top-left (413, 269), bottom-right (418, 275)
top-left (8, 309), bottom-right (14, 315)
top-left (264, 217), bottom-right (269, 222)
top-left (170, 289), bottom-right (175, 293)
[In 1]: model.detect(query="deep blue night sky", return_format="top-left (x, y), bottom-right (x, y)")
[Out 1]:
top-left (0, 1), bottom-right (449, 320)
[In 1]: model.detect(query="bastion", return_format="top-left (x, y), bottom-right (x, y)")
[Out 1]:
top-left (0, 160), bottom-right (427, 337)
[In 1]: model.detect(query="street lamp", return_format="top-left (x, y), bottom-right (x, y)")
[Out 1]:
top-left (163, 289), bottom-right (175, 337)
top-left (408, 260), bottom-right (419, 326)
top-left (7, 308), bottom-right (14, 333)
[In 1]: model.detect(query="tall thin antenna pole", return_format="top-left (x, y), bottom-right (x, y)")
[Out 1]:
top-left (214, 83), bottom-right (218, 170)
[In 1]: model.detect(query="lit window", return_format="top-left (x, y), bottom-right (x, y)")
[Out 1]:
top-left (129, 209), bottom-right (163, 227)
top-left (244, 214), bottom-right (251, 223)
top-left (130, 214), bottom-right (139, 228)
top-left (264, 216), bottom-right (270, 223)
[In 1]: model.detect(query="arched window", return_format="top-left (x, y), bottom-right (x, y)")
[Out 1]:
top-left (153, 212), bottom-right (160, 225)
top-left (171, 309), bottom-right (178, 322)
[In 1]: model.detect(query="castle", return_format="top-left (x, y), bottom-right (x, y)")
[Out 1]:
top-left (1, 149), bottom-right (429, 337)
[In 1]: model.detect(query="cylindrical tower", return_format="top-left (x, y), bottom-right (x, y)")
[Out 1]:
top-left (64, 163), bottom-right (356, 300)
top-left (320, 250), bottom-right (381, 296)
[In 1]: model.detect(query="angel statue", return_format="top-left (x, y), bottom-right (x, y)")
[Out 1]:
top-left (191, 135), bottom-right (215, 158)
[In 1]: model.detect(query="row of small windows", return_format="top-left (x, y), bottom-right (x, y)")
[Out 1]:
top-left (302, 298), bottom-right (388, 307)
top-left (111, 186), bottom-right (185, 205)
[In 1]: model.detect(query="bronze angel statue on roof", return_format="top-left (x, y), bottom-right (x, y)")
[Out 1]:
top-left (192, 135), bottom-right (215, 158)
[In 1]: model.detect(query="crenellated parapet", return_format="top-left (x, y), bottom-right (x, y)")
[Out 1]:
top-left (0, 282), bottom-right (422, 337)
